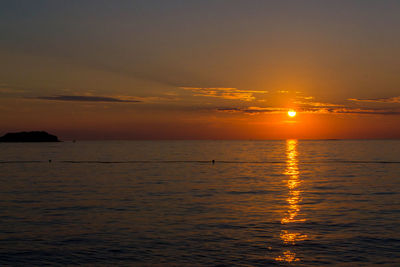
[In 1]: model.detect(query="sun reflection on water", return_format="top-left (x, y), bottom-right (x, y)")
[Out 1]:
top-left (280, 230), bottom-right (308, 245)
top-left (275, 250), bottom-right (300, 263)
top-left (275, 139), bottom-right (308, 263)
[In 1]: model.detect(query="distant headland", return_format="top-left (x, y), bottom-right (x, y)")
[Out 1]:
top-left (0, 131), bottom-right (60, 142)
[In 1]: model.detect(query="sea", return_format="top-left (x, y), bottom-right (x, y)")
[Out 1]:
top-left (0, 140), bottom-right (399, 266)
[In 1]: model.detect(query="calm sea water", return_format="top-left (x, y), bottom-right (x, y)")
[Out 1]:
top-left (0, 140), bottom-right (399, 266)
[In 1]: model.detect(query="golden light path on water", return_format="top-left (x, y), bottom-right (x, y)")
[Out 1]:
top-left (275, 139), bottom-right (308, 263)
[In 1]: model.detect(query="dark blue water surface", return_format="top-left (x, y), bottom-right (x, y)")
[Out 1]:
top-left (0, 140), bottom-right (399, 266)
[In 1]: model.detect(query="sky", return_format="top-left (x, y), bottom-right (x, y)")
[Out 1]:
top-left (1, 0), bottom-right (400, 140)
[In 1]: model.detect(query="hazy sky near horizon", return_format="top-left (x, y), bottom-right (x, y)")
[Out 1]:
top-left (1, 0), bottom-right (400, 139)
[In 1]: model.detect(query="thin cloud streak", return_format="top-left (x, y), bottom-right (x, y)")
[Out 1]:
top-left (348, 96), bottom-right (400, 103)
top-left (217, 106), bottom-right (400, 115)
top-left (294, 100), bottom-right (342, 108)
top-left (217, 107), bottom-right (286, 114)
top-left (32, 95), bottom-right (142, 103)
top-left (327, 108), bottom-right (400, 115)
top-left (181, 87), bottom-right (268, 101)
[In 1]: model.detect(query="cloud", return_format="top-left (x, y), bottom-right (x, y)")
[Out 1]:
top-left (217, 106), bottom-right (400, 116)
top-left (348, 96), bottom-right (400, 103)
top-left (291, 95), bottom-right (342, 109)
top-left (217, 107), bottom-right (243, 112)
top-left (327, 108), bottom-right (400, 115)
top-left (215, 92), bottom-right (400, 116)
top-left (33, 95), bottom-right (142, 103)
top-left (217, 106), bottom-right (286, 114)
top-left (291, 104), bottom-right (400, 115)
top-left (180, 87), bottom-right (268, 101)
top-left (294, 100), bottom-right (342, 108)
top-left (133, 92), bottom-right (181, 102)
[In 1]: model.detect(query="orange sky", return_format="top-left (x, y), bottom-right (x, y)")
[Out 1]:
top-left (1, 1), bottom-right (400, 140)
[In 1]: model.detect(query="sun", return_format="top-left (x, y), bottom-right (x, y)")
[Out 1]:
top-left (288, 110), bottom-right (297, 118)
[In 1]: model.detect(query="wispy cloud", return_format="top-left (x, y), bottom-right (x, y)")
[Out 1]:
top-left (32, 95), bottom-right (142, 103)
top-left (294, 100), bottom-right (343, 108)
top-left (313, 107), bottom-right (400, 115)
top-left (133, 92), bottom-right (181, 102)
top-left (217, 106), bottom-right (400, 116)
top-left (348, 96), bottom-right (400, 103)
top-left (180, 87), bottom-right (268, 101)
top-left (217, 106), bottom-right (286, 114)
top-left (214, 90), bottom-right (400, 116)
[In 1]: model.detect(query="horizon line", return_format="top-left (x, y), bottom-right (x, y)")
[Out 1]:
top-left (55, 138), bottom-right (400, 142)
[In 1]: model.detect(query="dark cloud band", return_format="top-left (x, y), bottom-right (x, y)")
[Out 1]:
top-left (33, 95), bottom-right (141, 103)
top-left (348, 96), bottom-right (400, 103)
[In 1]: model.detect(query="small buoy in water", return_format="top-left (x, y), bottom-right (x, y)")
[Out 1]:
top-left (212, 160), bottom-right (215, 164)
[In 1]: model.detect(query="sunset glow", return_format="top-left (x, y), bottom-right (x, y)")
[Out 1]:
top-left (1, 1), bottom-right (400, 140)
top-left (288, 110), bottom-right (297, 118)
top-left (1, 2), bottom-right (400, 266)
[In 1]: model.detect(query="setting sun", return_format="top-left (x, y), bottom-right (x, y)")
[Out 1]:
top-left (288, 110), bottom-right (297, 118)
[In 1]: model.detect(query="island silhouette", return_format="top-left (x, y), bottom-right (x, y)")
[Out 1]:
top-left (0, 131), bottom-right (60, 142)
